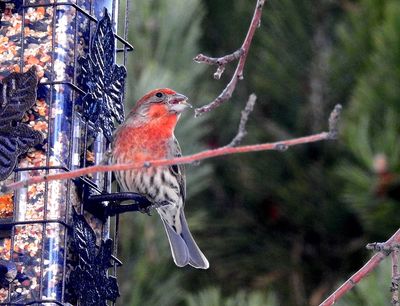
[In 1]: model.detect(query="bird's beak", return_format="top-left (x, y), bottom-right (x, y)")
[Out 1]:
top-left (169, 93), bottom-right (192, 113)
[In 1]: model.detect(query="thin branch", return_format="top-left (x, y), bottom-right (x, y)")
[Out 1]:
top-left (0, 133), bottom-right (328, 194)
top-left (225, 93), bottom-right (257, 147)
top-left (319, 228), bottom-right (400, 306)
top-left (194, 0), bottom-right (266, 116)
top-left (193, 49), bottom-right (244, 68)
top-left (328, 104), bottom-right (342, 139)
top-left (392, 247), bottom-right (400, 306)
top-left (194, 49), bottom-right (244, 80)
top-left (0, 104), bottom-right (341, 194)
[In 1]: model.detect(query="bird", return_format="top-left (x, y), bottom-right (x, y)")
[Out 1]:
top-left (111, 88), bottom-right (209, 269)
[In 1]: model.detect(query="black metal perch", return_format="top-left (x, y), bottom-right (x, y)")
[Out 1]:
top-left (86, 191), bottom-right (153, 217)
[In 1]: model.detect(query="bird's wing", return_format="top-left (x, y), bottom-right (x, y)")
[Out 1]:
top-left (169, 136), bottom-right (186, 204)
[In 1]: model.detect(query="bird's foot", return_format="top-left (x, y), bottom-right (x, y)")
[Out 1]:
top-left (139, 201), bottom-right (171, 216)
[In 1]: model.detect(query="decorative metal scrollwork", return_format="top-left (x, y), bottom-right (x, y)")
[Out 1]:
top-left (80, 9), bottom-right (127, 142)
top-left (0, 259), bottom-right (17, 289)
top-left (0, 67), bottom-right (43, 180)
top-left (68, 209), bottom-right (119, 306)
top-left (0, 3), bottom-right (4, 21)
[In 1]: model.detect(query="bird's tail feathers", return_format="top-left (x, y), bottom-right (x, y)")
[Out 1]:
top-left (162, 212), bottom-right (209, 269)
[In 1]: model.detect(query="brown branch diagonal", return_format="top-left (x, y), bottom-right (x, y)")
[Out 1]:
top-left (0, 104), bottom-right (341, 194)
top-left (194, 0), bottom-right (266, 116)
top-left (319, 228), bottom-right (400, 306)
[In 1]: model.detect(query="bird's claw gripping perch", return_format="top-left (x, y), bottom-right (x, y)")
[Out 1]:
top-left (139, 201), bottom-right (171, 216)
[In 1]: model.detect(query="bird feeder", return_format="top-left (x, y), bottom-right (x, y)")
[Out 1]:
top-left (0, 1), bottom-right (144, 305)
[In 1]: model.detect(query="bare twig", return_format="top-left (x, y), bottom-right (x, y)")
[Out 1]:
top-left (225, 94), bottom-right (257, 147)
top-left (366, 241), bottom-right (393, 254)
top-left (194, 0), bottom-right (266, 116)
top-left (392, 247), bottom-right (400, 306)
top-left (0, 104), bottom-right (340, 194)
top-left (319, 229), bottom-right (400, 306)
top-left (328, 104), bottom-right (342, 139)
top-left (194, 49), bottom-right (244, 80)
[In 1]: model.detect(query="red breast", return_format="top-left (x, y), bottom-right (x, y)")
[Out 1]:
top-left (114, 104), bottom-right (178, 163)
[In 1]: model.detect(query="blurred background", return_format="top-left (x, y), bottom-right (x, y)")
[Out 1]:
top-left (116, 0), bottom-right (400, 305)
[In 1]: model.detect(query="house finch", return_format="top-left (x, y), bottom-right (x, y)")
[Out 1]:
top-left (111, 88), bottom-right (209, 269)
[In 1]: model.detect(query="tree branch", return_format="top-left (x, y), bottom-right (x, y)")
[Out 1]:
top-left (194, 0), bottom-right (266, 116)
top-left (392, 247), bottom-right (400, 306)
top-left (0, 104), bottom-right (341, 194)
top-left (194, 49), bottom-right (244, 80)
top-left (328, 104), bottom-right (342, 139)
top-left (319, 229), bottom-right (400, 306)
top-left (225, 94), bottom-right (257, 147)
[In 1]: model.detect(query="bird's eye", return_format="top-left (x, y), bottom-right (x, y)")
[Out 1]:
top-left (155, 92), bottom-right (163, 98)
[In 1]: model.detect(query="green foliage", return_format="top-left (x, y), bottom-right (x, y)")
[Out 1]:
top-left (252, 0), bottom-right (314, 127)
top-left (334, 0), bottom-right (400, 239)
top-left (346, 1), bottom-right (400, 120)
top-left (185, 287), bottom-right (277, 306)
top-left (330, 0), bottom-right (387, 102)
top-left (123, 0), bottom-right (206, 97)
